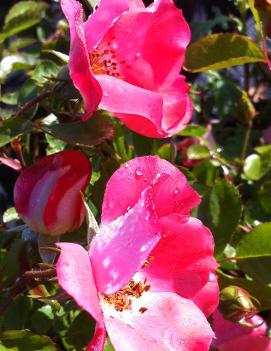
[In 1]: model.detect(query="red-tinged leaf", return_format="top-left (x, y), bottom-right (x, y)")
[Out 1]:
top-left (185, 33), bottom-right (266, 73)
top-left (38, 112), bottom-right (114, 148)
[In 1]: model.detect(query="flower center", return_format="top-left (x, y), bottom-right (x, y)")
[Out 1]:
top-left (90, 41), bottom-right (126, 78)
top-left (102, 279), bottom-right (151, 312)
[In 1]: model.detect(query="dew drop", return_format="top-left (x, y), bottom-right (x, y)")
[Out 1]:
top-left (136, 167), bottom-right (143, 177)
top-left (174, 188), bottom-right (179, 195)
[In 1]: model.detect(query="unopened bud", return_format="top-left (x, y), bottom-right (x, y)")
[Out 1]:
top-left (219, 286), bottom-right (258, 323)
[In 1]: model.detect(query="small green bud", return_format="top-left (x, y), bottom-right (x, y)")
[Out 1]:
top-left (219, 286), bottom-right (259, 323)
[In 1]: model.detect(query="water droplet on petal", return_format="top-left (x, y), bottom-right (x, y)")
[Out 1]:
top-left (174, 188), bottom-right (179, 195)
top-left (136, 167), bottom-right (143, 177)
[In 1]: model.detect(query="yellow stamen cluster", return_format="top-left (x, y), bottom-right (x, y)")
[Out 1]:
top-left (90, 41), bottom-right (125, 78)
top-left (102, 279), bottom-right (151, 312)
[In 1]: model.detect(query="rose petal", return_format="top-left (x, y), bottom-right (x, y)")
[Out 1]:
top-left (44, 150), bottom-right (91, 235)
top-left (96, 75), bottom-right (163, 137)
top-left (14, 159), bottom-right (69, 234)
top-left (218, 335), bottom-right (271, 351)
top-left (140, 215), bottom-right (218, 304)
top-left (101, 156), bottom-right (200, 224)
top-left (90, 188), bottom-right (160, 295)
top-left (213, 311), bottom-right (267, 347)
top-left (98, 0), bottom-right (190, 88)
top-left (160, 76), bottom-right (193, 135)
top-left (56, 243), bottom-right (102, 322)
top-left (61, 0), bottom-right (102, 119)
top-left (84, 0), bottom-right (129, 52)
top-left (86, 323), bottom-right (107, 351)
top-left (103, 292), bottom-right (214, 351)
top-left (192, 273), bottom-right (219, 317)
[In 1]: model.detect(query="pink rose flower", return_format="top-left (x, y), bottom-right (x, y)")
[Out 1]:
top-left (61, 0), bottom-right (192, 138)
top-left (14, 150), bottom-right (92, 236)
top-left (56, 156), bottom-right (218, 350)
top-left (212, 311), bottom-right (271, 351)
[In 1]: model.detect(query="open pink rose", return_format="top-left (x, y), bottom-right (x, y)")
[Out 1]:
top-left (14, 150), bottom-right (91, 236)
top-left (57, 156), bottom-right (218, 350)
top-left (61, 0), bottom-right (192, 138)
top-left (212, 311), bottom-right (271, 351)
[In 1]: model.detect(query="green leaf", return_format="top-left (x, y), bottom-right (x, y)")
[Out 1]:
top-left (157, 144), bottom-right (171, 161)
top-left (32, 61), bottom-right (60, 85)
top-left (236, 223), bottom-right (271, 284)
top-left (65, 311), bottom-right (95, 351)
top-left (0, 1), bottom-right (48, 43)
top-left (187, 144), bottom-right (210, 160)
top-left (218, 270), bottom-right (271, 311)
top-left (255, 144), bottom-right (271, 154)
top-left (0, 54), bottom-right (39, 79)
top-left (185, 33), bottom-right (266, 72)
top-left (31, 306), bottom-right (54, 334)
top-left (3, 207), bottom-right (19, 223)
top-left (0, 92), bottom-right (19, 105)
top-left (39, 112), bottom-right (114, 148)
top-left (178, 124), bottom-right (207, 137)
top-left (42, 50), bottom-right (69, 64)
top-left (87, 0), bottom-right (99, 9)
top-left (0, 330), bottom-right (57, 351)
top-left (243, 153), bottom-right (271, 180)
top-left (209, 179), bottom-right (242, 255)
top-left (9, 37), bottom-right (36, 51)
top-left (258, 180), bottom-right (271, 213)
top-left (104, 338), bottom-right (115, 351)
top-left (248, 0), bottom-right (262, 31)
top-left (0, 117), bottom-right (32, 148)
top-left (133, 132), bottom-right (158, 156)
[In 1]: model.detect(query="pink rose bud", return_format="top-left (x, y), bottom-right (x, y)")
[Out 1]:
top-left (14, 150), bottom-right (92, 236)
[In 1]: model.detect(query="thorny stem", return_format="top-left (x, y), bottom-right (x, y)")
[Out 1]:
top-left (0, 268), bottom-right (56, 315)
top-left (239, 120), bottom-right (252, 168)
top-left (14, 83), bottom-right (65, 120)
top-left (14, 91), bottom-right (53, 119)
top-left (11, 139), bottom-right (26, 169)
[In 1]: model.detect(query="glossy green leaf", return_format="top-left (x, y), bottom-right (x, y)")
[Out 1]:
top-left (178, 124), bottom-right (207, 137)
top-left (32, 61), bottom-right (60, 85)
top-left (157, 144), bottom-right (171, 161)
top-left (243, 153), bottom-right (271, 180)
top-left (0, 1), bottom-right (48, 43)
top-left (236, 223), bottom-right (271, 284)
top-left (209, 179), bottom-right (242, 255)
top-left (187, 144), bottom-right (210, 160)
top-left (3, 207), bottom-right (19, 223)
top-left (39, 112), bottom-right (114, 148)
top-left (185, 33), bottom-right (266, 72)
top-left (0, 330), bottom-right (57, 351)
top-left (0, 117), bottom-right (32, 148)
